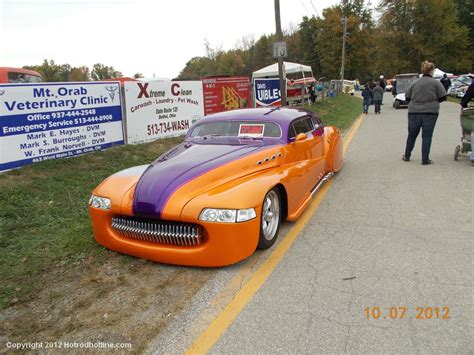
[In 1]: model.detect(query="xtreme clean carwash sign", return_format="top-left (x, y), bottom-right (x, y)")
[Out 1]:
top-left (0, 82), bottom-right (124, 171)
top-left (124, 81), bottom-right (204, 144)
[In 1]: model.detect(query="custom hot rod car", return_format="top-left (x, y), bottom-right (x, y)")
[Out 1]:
top-left (89, 107), bottom-right (343, 266)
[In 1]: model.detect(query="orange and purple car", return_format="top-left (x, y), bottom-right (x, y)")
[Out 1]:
top-left (89, 107), bottom-right (343, 266)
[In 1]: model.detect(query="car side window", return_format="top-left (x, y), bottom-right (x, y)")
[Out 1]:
top-left (289, 116), bottom-right (314, 139)
top-left (311, 116), bottom-right (324, 129)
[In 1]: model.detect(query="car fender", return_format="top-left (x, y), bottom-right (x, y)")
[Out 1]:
top-left (91, 165), bottom-right (149, 215)
top-left (324, 126), bottom-right (343, 173)
top-left (180, 168), bottom-right (285, 223)
top-left (179, 169), bottom-right (286, 254)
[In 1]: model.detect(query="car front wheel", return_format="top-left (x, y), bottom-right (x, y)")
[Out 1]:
top-left (257, 188), bottom-right (281, 250)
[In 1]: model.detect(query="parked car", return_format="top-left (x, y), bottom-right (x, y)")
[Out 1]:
top-left (448, 75), bottom-right (471, 97)
top-left (0, 67), bottom-right (43, 83)
top-left (89, 107), bottom-right (343, 266)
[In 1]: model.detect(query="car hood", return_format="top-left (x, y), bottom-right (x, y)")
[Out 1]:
top-left (132, 142), bottom-right (281, 218)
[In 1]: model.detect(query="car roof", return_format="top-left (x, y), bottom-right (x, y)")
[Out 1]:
top-left (0, 67), bottom-right (42, 76)
top-left (395, 73), bottom-right (419, 78)
top-left (198, 107), bottom-right (311, 127)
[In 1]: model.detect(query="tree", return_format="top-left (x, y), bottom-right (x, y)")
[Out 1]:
top-left (215, 50), bottom-right (245, 76)
top-left (454, 0), bottom-right (474, 55)
top-left (297, 16), bottom-right (322, 76)
top-left (177, 56), bottom-right (215, 79)
top-left (91, 63), bottom-right (122, 80)
top-left (133, 73), bottom-right (144, 79)
top-left (24, 59), bottom-right (71, 82)
top-left (377, 0), bottom-right (471, 74)
top-left (68, 66), bottom-right (90, 81)
top-left (315, 8), bottom-right (345, 80)
top-left (176, 0), bottom-right (471, 81)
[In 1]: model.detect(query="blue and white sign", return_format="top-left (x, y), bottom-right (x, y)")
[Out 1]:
top-left (254, 78), bottom-right (281, 107)
top-left (0, 82), bottom-right (124, 172)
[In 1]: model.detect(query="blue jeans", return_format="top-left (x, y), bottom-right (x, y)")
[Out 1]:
top-left (404, 113), bottom-right (438, 163)
top-left (363, 102), bottom-right (369, 113)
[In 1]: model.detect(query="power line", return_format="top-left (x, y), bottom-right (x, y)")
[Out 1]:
top-left (309, 0), bottom-right (320, 18)
top-left (299, 0), bottom-right (311, 17)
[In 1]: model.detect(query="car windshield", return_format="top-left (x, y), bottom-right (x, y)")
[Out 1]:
top-left (189, 121), bottom-right (282, 139)
top-left (456, 76), bottom-right (471, 85)
top-left (396, 77), bottom-right (416, 93)
top-left (8, 72), bottom-right (43, 83)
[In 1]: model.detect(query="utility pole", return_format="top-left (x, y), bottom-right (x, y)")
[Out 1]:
top-left (274, 0), bottom-right (287, 106)
top-left (340, 0), bottom-right (348, 93)
top-left (340, 15), bottom-right (347, 91)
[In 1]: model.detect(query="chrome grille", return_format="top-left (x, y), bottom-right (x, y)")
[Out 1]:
top-left (111, 216), bottom-right (204, 246)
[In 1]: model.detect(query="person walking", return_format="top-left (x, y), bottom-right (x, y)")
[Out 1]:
top-left (402, 60), bottom-right (447, 165)
top-left (361, 85), bottom-right (372, 114)
top-left (372, 82), bottom-right (384, 114)
top-left (379, 75), bottom-right (387, 104)
top-left (440, 73), bottom-right (451, 92)
top-left (460, 75), bottom-right (474, 165)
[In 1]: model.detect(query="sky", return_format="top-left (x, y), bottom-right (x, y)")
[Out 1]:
top-left (1, 0), bottom-right (341, 79)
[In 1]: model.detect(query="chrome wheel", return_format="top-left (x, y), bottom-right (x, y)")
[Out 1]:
top-left (261, 190), bottom-right (280, 242)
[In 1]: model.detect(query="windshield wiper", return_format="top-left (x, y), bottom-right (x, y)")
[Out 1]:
top-left (238, 135), bottom-right (264, 140)
top-left (192, 134), bottom-right (223, 140)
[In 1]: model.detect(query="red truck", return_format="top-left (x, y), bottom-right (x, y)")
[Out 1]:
top-left (0, 67), bottom-right (43, 83)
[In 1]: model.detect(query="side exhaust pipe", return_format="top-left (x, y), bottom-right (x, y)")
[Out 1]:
top-left (310, 171), bottom-right (334, 197)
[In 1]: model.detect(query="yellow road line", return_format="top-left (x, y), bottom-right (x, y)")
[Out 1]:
top-left (343, 113), bottom-right (364, 154)
top-left (186, 113), bottom-right (365, 355)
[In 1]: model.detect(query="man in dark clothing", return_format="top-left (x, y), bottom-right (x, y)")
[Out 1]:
top-left (361, 85), bottom-right (372, 114)
top-left (372, 82), bottom-right (384, 114)
top-left (460, 80), bottom-right (474, 108)
top-left (379, 75), bottom-right (386, 90)
top-left (379, 75), bottom-right (387, 104)
top-left (440, 74), bottom-right (451, 92)
top-left (368, 79), bottom-right (376, 90)
top-left (309, 83), bottom-right (317, 103)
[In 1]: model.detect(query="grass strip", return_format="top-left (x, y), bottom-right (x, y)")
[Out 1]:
top-left (0, 137), bottom-right (183, 309)
top-left (307, 93), bottom-right (362, 130)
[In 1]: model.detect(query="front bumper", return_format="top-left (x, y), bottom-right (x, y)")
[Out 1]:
top-left (89, 208), bottom-right (261, 267)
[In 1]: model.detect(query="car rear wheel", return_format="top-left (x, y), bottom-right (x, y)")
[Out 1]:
top-left (394, 100), bottom-right (401, 109)
top-left (257, 189), bottom-right (281, 250)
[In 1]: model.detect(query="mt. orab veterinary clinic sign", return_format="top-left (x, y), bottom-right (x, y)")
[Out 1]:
top-left (0, 82), bottom-right (124, 172)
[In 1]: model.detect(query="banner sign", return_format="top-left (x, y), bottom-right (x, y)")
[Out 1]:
top-left (202, 77), bottom-right (251, 115)
top-left (0, 82), bottom-right (124, 172)
top-left (124, 81), bottom-right (204, 144)
top-left (254, 78), bottom-right (281, 107)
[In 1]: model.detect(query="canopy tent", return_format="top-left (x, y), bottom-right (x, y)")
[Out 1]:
top-left (433, 68), bottom-right (453, 79)
top-left (252, 61), bottom-right (313, 78)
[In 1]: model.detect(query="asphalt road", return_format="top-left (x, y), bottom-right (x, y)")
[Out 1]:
top-left (149, 95), bottom-right (473, 354)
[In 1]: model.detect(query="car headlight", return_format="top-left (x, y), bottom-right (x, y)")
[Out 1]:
top-left (89, 195), bottom-right (111, 210)
top-left (199, 208), bottom-right (256, 223)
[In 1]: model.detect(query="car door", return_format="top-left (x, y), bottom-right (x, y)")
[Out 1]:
top-left (283, 115), bottom-right (325, 210)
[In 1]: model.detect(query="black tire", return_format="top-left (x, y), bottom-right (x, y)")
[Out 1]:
top-left (454, 145), bottom-right (460, 161)
top-left (394, 100), bottom-right (401, 109)
top-left (257, 188), bottom-right (281, 250)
